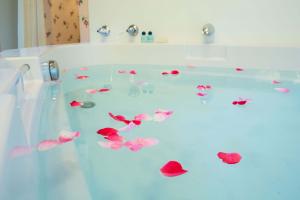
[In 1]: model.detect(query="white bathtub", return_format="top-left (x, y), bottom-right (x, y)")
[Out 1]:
top-left (1, 43), bottom-right (300, 199)
top-left (1, 42), bottom-right (300, 150)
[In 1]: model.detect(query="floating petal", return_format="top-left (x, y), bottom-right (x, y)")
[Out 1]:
top-left (118, 70), bottom-right (127, 74)
top-left (129, 70), bottom-right (137, 75)
top-left (160, 161), bottom-right (188, 177)
top-left (99, 88), bottom-right (110, 92)
top-left (197, 92), bottom-right (208, 97)
top-left (10, 146), bottom-right (33, 158)
top-left (235, 67), bottom-right (244, 71)
top-left (97, 128), bottom-right (119, 137)
top-left (80, 67), bottom-right (88, 71)
top-left (118, 122), bottom-right (137, 132)
top-left (124, 138), bottom-right (158, 152)
top-left (170, 70), bottom-right (180, 75)
top-left (76, 75), bottom-right (89, 80)
top-left (70, 101), bottom-right (83, 107)
top-left (275, 87), bottom-right (290, 93)
top-left (37, 140), bottom-right (60, 151)
top-left (272, 80), bottom-right (281, 84)
top-left (134, 113), bottom-right (153, 121)
top-left (58, 130), bottom-right (80, 143)
top-left (86, 89), bottom-right (98, 94)
top-left (217, 152), bottom-right (242, 164)
top-left (98, 141), bottom-right (123, 150)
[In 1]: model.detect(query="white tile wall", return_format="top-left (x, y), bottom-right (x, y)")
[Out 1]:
top-left (89, 0), bottom-right (300, 46)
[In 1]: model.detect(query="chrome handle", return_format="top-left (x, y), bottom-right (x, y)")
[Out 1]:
top-left (202, 24), bottom-right (215, 36)
top-left (127, 24), bottom-right (139, 36)
top-left (97, 25), bottom-right (111, 37)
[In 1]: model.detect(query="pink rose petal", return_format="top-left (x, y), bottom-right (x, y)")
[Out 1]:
top-left (153, 109), bottom-right (173, 122)
top-left (124, 138), bottom-right (159, 152)
top-left (134, 113), bottom-right (153, 121)
top-left (10, 146), bottom-right (33, 158)
top-left (197, 92), bottom-right (208, 97)
top-left (58, 130), bottom-right (80, 143)
top-left (86, 89), bottom-right (98, 94)
top-left (118, 122), bottom-right (137, 132)
top-left (272, 80), bottom-right (281, 84)
top-left (118, 70), bottom-right (127, 74)
top-left (98, 141), bottom-right (123, 150)
top-left (275, 87), bottom-right (289, 93)
top-left (80, 67), bottom-right (88, 71)
top-left (37, 140), bottom-right (60, 151)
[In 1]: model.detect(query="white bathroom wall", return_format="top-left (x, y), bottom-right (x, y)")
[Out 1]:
top-left (89, 0), bottom-right (300, 46)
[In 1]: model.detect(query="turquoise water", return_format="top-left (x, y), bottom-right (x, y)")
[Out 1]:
top-left (2, 65), bottom-right (300, 200)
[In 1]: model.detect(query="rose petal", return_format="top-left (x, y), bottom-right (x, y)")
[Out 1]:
top-left (76, 75), bottom-right (89, 79)
top-left (118, 122), bottom-right (137, 132)
top-left (58, 130), bottom-right (80, 143)
top-left (37, 140), bottom-right (60, 151)
top-left (10, 146), bottom-right (33, 158)
top-left (97, 128), bottom-right (119, 137)
top-left (70, 101), bottom-right (83, 107)
top-left (153, 109), bottom-right (173, 122)
top-left (105, 134), bottom-right (124, 142)
top-left (235, 67), bottom-right (244, 71)
top-left (129, 70), bottom-right (137, 75)
top-left (124, 138), bottom-right (159, 152)
top-left (272, 80), bottom-right (281, 84)
top-left (217, 152), bottom-right (242, 164)
top-left (170, 70), bottom-right (180, 75)
top-left (160, 161), bottom-right (188, 177)
top-left (134, 113), bottom-right (153, 121)
top-left (118, 70), bottom-right (127, 74)
top-left (275, 87), bottom-right (290, 93)
top-left (86, 89), bottom-right (98, 94)
top-left (197, 92), bottom-right (207, 97)
top-left (162, 72), bottom-right (169, 75)
top-left (80, 67), bottom-right (88, 71)
top-left (98, 141), bottom-right (123, 150)
top-left (99, 88), bottom-right (110, 92)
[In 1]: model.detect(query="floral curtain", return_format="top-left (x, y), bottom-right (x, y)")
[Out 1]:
top-left (43, 0), bottom-right (89, 45)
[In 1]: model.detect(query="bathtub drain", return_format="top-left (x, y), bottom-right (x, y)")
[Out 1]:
top-left (81, 101), bottom-right (96, 108)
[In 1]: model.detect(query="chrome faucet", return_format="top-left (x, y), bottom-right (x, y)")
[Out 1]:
top-left (127, 24), bottom-right (139, 36)
top-left (97, 25), bottom-right (111, 37)
top-left (202, 24), bottom-right (215, 36)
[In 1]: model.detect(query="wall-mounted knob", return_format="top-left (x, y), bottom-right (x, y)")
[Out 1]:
top-left (202, 23), bottom-right (215, 36)
top-left (127, 24), bottom-right (139, 36)
top-left (97, 25), bottom-right (111, 37)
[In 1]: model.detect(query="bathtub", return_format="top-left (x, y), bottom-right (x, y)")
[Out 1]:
top-left (1, 43), bottom-right (300, 200)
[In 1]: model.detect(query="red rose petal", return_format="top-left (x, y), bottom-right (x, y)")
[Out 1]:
top-left (70, 100), bottom-right (83, 107)
top-left (76, 75), bottom-right (89, 79)
top-left (232, 101), bottom-right (238, 105)
top-left (217, 152), bottom-right (242, 164)
top-left (237, 100), bottom-right (247, 105)
top-left (170, 70), bottom-right (180, 75)
top-left (97, 128), bottom-right (119, 137)
top-left (160, 161), bottom-right (188, 177)
top-left (162, 72), bottom-right (169, 75)
top-left (235, 67), bottom-right (244, 71)
top-left (99, 88), bottom-right (110, 92)
top-left (129, 70), bottom-right (137, 75)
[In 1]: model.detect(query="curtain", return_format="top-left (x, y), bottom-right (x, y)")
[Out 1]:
top-left (22, 0), bottom-right (46, 47)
